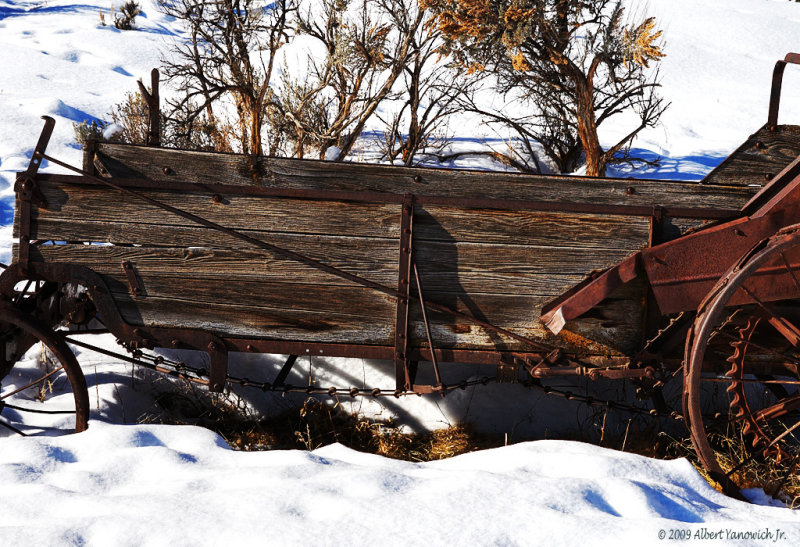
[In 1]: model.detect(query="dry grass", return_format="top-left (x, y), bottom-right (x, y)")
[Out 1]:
top-left (643, 429), bottom-right (800, 507)
top-left (141, 378), bottom-right (800, 505)
top-left (142, 386), bottom-right (498, 462)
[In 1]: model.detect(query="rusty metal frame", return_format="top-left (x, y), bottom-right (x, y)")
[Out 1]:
top-left (768, 52), bottom-right (800, 130)
top-left (394, 195), bottom-right (414, 391)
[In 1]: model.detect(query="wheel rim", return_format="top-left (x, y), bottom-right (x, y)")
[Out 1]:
top-left (685, 227), bottom-right (800, 496)
top-left (0, 303), bottom-right (89, 436)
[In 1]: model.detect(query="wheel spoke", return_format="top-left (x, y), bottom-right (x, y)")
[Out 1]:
top-left (713, 328), bottom-right (800, 368)
top-left (0, 366), bottom-right (64, 400)
top-left (701, 376), bottom-right (800, 385)
top-left (749, 393), bottom-right (800, 424)
top-left (741, 284), bottom-right (800, 347)
top-left (779, 252), bottom-right (800, 292)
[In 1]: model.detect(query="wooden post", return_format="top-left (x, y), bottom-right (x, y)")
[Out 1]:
top-left (137, 68), bottom-right (161, 147)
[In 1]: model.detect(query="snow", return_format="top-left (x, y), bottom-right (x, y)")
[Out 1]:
top-left (2, 423), bottom-right (800, 545)
top-left (3, 0), bottom-right (800, 543)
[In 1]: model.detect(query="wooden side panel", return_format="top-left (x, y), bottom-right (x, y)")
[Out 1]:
top-left (702, 124), bottom-right (800, 186)
top-left (25, 143), bottom-right (766, 356)
top-left (92, 143), bottom-right (757, 210)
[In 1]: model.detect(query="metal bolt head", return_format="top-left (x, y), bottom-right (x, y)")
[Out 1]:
top-left (625, 186), bottom-right (635, 195)
top-left (211, 194), bottom-right (223, 204)
top-left (754, 140), bottom-right (765, 150)
top-left (171, 339), bottom-right (180, 347)
top-left (765, 173), bottom-right (773, 181)
top-left (413, 175), bottom-right (422, 183)
top-left (246, 344), bottom-right (254, 352)
top-left (162, 167), bottom-right (173, 175)
top-left (207, 341), bottom-right (218, 351)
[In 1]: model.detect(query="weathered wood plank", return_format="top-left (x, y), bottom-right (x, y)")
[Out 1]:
top-left (28, 243), bottom-right (633, 296)
top-left (31, 182), bottom-right (402, 239)
top-left (111, 290), bottom-right (639, 353)
top-left (92, 269), bottom-right (638, 326)
top-left (93, 143), bottom-right (757, 210)
top-left (25, 205), bottom-right (649, 251)
top-left (702, 124), bottom-right (800, 186)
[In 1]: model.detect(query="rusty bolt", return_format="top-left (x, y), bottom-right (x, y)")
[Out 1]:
top-left (625, 186), bottom-right (635, 195)
top-left (395, 351), bottom-right (404, 359)
top-left (404, 206), bottom-right (412, 213)
top-left (133, 328), bottom-right (144, 337)
top-left (211, 194), bottom-right (223, 204)
top-left (734, 228), bottom-right (745, 236)
top-left (765, 173), bottom-right (774, 181)
top-left (171, 339), bottom-right (180, 347)
top-left (132, 287), bottom-right (142, 294)
top-left (20, 180), bottom-right (30, 192)
top-left (754, 140), bottom-right (765, 150)
top-left (413, 175), bottom-right (423, 183)
top-left (246, 344), bottom-right (254, 352)
top-left (123, 261), bottom-right (132, 269)
top-left (208, 341), bottom-right (218, 352)
top-left (162, 167), bottom-right (173, 175)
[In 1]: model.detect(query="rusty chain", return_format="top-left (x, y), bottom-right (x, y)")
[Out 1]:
top-left (65, 335), bottom-right (664, 416)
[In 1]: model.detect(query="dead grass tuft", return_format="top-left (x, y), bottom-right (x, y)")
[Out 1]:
top-left (142, 387), bottom-right (498, 462)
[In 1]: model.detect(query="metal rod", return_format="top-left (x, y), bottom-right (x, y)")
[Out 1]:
top-left (2, 403), bottom-right (75, 415)
top-left (0, 419), bottom-right (27, 436)
top-left (414, 262), bottom-right (442, 391)
top-left (0, 366), bottom-right (64, 400)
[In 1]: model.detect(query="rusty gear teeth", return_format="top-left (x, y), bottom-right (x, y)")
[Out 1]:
top-left (725, 316), bottom-right (785, 460)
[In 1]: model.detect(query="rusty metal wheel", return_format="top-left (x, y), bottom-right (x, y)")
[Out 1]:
top-left (0, 302), bottom-right (89, 436)
top-left (685, 226), bottom-right (800, 498)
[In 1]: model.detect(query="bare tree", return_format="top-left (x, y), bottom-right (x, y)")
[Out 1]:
top-left (268, 0), bottom-right (424, 160)
top-left (423, 0), bottom-right (668, 176)
top-left (158, 0), bottom-right (297, 156)
top-left (377, 0), bottom-right (479, 166)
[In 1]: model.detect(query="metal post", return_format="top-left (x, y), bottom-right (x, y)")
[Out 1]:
top-left (394, 194), bottom-right (415, 391)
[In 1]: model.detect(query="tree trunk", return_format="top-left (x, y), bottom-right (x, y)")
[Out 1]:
top-left (574, 79), bottom-right (604, 177)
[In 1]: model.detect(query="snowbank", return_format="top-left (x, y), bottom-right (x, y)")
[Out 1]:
top-left (2, 422), bottom-right (799, 545)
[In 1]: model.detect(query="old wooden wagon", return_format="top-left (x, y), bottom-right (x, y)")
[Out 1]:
top-left (4, 55), bottom-right (800, 498)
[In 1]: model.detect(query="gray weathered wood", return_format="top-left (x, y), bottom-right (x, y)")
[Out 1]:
top-left (24, 180), bottom-right (653, 250)
top-left (27, 243), bottom-right (632, 296)
top-left (92, 143), bottom-right (757, 210)
top-left (702, 124), bottom-right (800, 186)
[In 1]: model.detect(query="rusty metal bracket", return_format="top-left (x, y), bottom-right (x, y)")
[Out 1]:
top-left (15, 116), bottom-right (54, 273)
top-left (394, 194), bottom-right (414, 391)
top-left (121, 261), bottom-right (144, 297)
top-left (206, 337), bottom-right (227, 392)
top-left (768, 52), bottom-right (800, 129)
